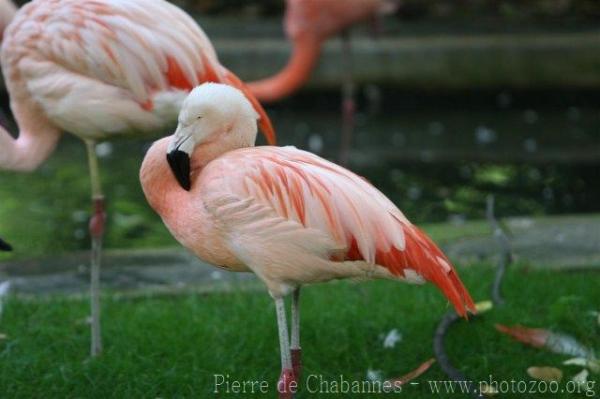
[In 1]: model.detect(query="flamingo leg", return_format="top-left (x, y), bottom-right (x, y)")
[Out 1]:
top-left (275, 296), bottom-right (295, 399)
top-left (85, 140), bottom-right (105, 357)
top-left (338, 29), bottom-right (355, 167)
top-left (290, 287), bottom-right (302, 380)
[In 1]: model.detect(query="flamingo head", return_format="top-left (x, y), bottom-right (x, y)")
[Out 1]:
top-left (285, 0), bottom-right (399, 41)
top-left (167, 83), bottom-right (258, 190)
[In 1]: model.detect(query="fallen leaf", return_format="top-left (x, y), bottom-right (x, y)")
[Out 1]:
top-left (74, 316), bottom-right (93, 327)
top-left (0, 281), bottom-right (10, 318)
top-left (564, 358), bottom-right (600, 374)
top-left (495, 324), bottom-right (548, 348)
top-left (386, 358), bottom-right (436, 385)
top-left (382, 329), bottom-right (402, 348)
top-left (589, 311), bottom-right (600, 327)
top-left (479, 381), bottom-right (498, 396)
top-left (0, 281), bottom-right (10, 297)
top-left (571, 369), bottom-right (589, 386)
top-left (475, 300), bottom-right (493, 314)
top-left (495, 324), bottom-right (593, 358)
top-left (527, 366), bottom-right (563, 382)
top-left (366, 369), bottom-right (383, 382)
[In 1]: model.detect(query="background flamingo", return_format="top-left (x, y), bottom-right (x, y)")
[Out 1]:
top-left (248, 0), bottom-right (398, 164)
top-left (0, 0), bottom-right (275, 357)
top-left (0, 0), bottom-right (15, 40)
top-left (140, 83), bottom-right (475, 398)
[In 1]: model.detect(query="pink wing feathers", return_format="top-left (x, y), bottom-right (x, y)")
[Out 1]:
top-left (2, 0), bottom-right (275, 143)
top-left (203, 147), bottom-right (475, 316)
top-left (4, 0), bottom-right (219, 103)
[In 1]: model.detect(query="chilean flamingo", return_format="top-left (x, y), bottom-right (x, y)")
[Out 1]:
top-left (248, 0), bottom-right (398, 164)
top-left (140, 83), bottom-right (475, 398)
top-left (0, 0), bottom-right (276, 357)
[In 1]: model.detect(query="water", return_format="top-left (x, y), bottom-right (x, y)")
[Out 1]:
top-left (0, 90), bottom-right (598, 259)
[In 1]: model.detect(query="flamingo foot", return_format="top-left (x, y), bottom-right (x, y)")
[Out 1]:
top-left (291, 348), bottom-right (302, 380)
top-left (277, 368), bottom-right (296, 399)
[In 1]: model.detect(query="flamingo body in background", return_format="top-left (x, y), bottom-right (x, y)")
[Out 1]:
top-left (248, 0), bottom-right (396, 102)
top-left (249, 0), bottom-right (398, 165)
top-left (0, 0), bottom-right (15, 40)
top-left (140, 83), bottom-right (475, 398)
top-left (0, 0), bottom-right (275, 357)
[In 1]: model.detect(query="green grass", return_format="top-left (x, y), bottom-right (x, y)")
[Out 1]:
top-left (0, 264), bottom-right (598, 398)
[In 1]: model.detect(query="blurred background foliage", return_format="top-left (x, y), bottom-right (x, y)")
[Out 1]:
top-left (0, 0), bottom-right (598, 259)
top-left (171, 0), bottom-right (600, 21)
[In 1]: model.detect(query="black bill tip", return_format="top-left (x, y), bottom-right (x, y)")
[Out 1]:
top-left (0, 237), bottom-right (12, 252)
top-left (166, 150), bottom-right (191, 191)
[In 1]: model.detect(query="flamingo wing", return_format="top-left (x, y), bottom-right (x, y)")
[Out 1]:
top-left (4, 0), bottom-right (221, 102)
top-left (202, 147), bottom-right (475, 316)
top-left (2, 0), bottom-right (275, 142)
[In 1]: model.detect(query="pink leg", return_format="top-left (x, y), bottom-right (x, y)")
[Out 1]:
top-left (290, 287), bottom-right (302, 380)
top-left (339, 29), bottom-right (355, 167)
top-left (368, 13), bottom-right (383, 38)
top-left (278, 368), bottom-right (295, 399)
top-left (86, 140), bottom-right (105, 357)
top-left (274, 297), bottom-right (296, 399)
top-left (89, 197), bottom-right (106, 238)
top-left (89, 196), bottom-right (105, 357)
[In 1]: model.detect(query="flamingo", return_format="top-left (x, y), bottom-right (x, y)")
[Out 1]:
top-left (0, 0), bottom-right (276, 357)
top-left (248, 0), bottom-right (398, 164)
top-left (140, 83), bottom-right (475, 398)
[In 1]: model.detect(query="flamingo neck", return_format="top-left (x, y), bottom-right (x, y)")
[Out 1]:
top-left (139, 138), bottom-right (183, 213)
top-left (247, 35), bottom-right (322, 103)
top-left (0, 96), bottom-right (61, 171)
top-left (140, 136), bottom-right (243, 269)
top-left (141, 109), bottom-right (258, 215)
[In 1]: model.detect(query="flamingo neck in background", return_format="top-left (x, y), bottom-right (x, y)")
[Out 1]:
top-left (0, 96), bottom-right (61, 172)
top-left (247, 35), bottom-right (322, 103)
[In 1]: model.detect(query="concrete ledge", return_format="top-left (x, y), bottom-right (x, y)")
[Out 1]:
top-left (216, 31), bottom-right (600, 89)
top-left (2, 214), bottom-right (598, 296)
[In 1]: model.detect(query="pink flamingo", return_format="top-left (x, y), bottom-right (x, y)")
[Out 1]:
top-left (0, 0), bottom-right (276, 357)
top-left (141, 83), bottom-right (475, 398)
top-left (248, 0), bottom-right (398, 164)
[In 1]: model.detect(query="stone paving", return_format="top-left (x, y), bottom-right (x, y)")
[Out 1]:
top-left (0, 215), bottom-right (597, 296)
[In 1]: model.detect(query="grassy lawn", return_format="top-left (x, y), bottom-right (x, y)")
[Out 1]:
top-left (0, 264), bottom-right (598, 398)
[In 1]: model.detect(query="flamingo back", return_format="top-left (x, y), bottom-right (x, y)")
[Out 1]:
top-left (3, 0), bottom-right (221, 100)
top-left (285, 0), bottom-right (398, 40)
top-left (0, 0), bottom-right (275, 143)
top-left (201, 146), bottom-right (475, 316)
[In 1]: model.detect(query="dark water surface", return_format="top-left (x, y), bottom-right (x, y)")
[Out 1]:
top-left (0, 90), bottom-right (598, 259)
